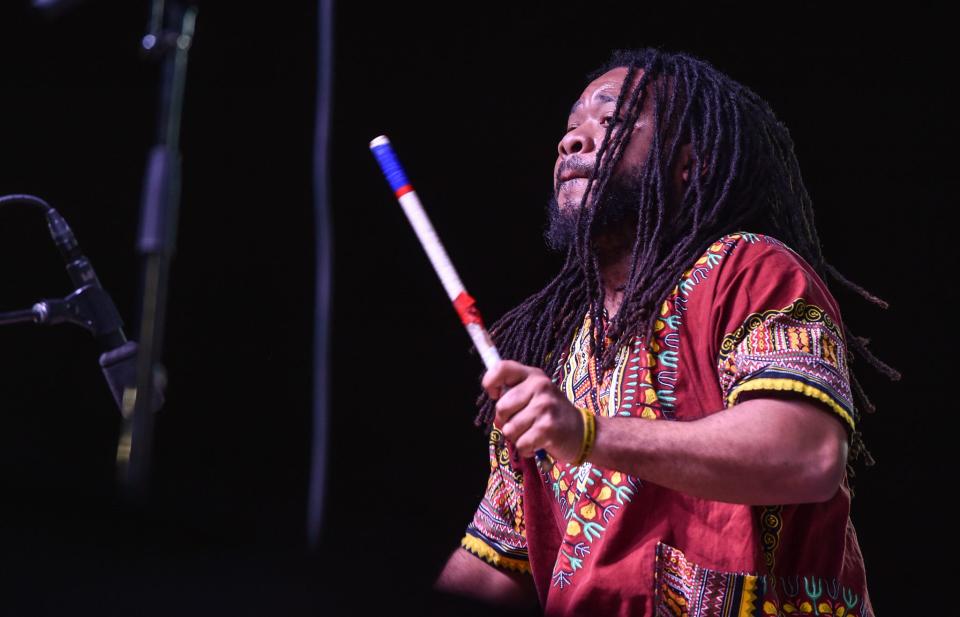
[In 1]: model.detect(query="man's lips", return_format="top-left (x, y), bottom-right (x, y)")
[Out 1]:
top-left (557, 160), bottom-right (593, 186)
top-left (557, 175), bottom-right (588, 191)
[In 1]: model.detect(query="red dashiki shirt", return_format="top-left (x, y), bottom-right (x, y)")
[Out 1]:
top-left (461, 232), bottom-right (873, 617)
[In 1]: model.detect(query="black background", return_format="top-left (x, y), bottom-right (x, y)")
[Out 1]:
top-left (0, 2), bottom-right (951, 615)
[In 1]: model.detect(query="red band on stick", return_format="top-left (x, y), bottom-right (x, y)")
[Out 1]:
top-left (453, 291), bottom-right (484, 327)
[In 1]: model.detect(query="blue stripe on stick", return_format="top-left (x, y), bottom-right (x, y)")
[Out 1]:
top-left (370, 141), bottom-right (411, 192)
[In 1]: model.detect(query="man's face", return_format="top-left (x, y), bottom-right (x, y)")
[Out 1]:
top-left (546, 67), bottom-right (655, 252)
top-left (553, 67), bottom-right (654, 212)
top-left (546, 67), bottom-right (691, 252)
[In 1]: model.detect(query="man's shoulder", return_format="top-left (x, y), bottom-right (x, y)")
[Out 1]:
top-left (709, 231), bottom-right (803, 264)
top-left (695, 231), bottom-right (817, 285)
top-left (693, 231), bottom-right (842, 327)
top-left (673, 232), bottom-right (798, 299)
top-left (673, 231), bottom-right (834, 323)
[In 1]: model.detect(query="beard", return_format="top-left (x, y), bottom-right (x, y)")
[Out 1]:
top-left (545, 171), bottom-right (644, 254)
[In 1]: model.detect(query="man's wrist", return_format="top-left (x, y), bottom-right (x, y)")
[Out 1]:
top-left (571, 407), bottom-right (597, 466)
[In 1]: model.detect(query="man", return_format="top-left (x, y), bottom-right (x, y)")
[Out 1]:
top-left (435, 49), bottom-right (893, 616)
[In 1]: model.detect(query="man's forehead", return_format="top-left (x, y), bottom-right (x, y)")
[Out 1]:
top-left (569, 67), bottom-right (646, 116)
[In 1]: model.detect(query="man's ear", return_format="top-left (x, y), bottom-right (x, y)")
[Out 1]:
top-left (679, 143), bottom-right (707, 184)
top-left (679, 142), bottom-right (693, 184)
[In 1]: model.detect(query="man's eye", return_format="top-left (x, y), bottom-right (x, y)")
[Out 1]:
top-left (601, 116), bottom-right (623, 127)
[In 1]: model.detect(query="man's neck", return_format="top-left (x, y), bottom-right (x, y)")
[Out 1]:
top-left (599, 247), bottom-right (632, 320)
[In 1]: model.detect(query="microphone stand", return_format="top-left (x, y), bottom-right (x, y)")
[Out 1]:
top-left (1, 193), bottom-right (165, 439)
top-left (0, 309), bottom-right (39, 327)
top-left (120, 0), bottom-right (197, 497)
top-left (0, 286), bottom-right (124, 338)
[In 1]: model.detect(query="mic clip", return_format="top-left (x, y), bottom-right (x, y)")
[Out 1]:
top-left (33, 284), bottom-right (124, 342)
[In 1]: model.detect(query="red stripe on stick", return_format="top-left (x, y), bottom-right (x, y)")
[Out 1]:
top-left (453, 291), bottom-right (484, 327)
top-left (395, 184), bottom-right (414, 197)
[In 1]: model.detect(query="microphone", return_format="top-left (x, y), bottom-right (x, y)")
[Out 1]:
top-left (44, 208), bottom-right (126, 351)
top-left (1, 194), bottom-right (166, 415)
top-left (40, 208), bottom-right (164, 415)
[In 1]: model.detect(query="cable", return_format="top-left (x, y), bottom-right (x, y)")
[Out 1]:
top-left (0, 193), bottom-right (54, 212)
top-left (307, 0), bottom-right (334, 550)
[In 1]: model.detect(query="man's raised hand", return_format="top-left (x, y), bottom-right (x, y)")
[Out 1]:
top-left (482, 360), bottom-right (584, 462)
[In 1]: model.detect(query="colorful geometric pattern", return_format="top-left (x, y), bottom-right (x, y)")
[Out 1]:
top-left (463, 231), bottom-right (866, 612)
top-left (462, 427), bottom-right (530, 572)
top-left (655, 542), bottom-right (869, 617)
top-left (758, 505), bottom-right (783, 576)
top-left (462, 233), bottom-right (768, 585)
top-left (654, 233), bottom-right (743, 418)
top-left (544, 312), bottom-right (648, 588)
top-left (717, 298), bottom-right (855, 432)
top-left (543, 234), bottom-right (751, 588)
top-left (655, 541), bottom-right (763, 617)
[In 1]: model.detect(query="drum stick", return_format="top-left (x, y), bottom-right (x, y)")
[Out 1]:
top-left (369, 135), bottom-right (550, 463)
top-left (369, 135), bottom-right (500, 370)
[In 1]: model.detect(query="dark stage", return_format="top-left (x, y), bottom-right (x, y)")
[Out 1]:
top-left (0, 2), bottom-right (950, 615)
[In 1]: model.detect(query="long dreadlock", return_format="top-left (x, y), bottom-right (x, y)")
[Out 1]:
top-left (475, 48), bottom-right (899, 472)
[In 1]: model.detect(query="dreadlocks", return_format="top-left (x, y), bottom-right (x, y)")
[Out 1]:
top-left (475, 48), bottom-right (899, 470)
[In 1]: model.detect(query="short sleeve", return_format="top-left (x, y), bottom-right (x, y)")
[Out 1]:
top-left (461, 427), bottom-right (531, 573)
top-left (712, 235), bottom-right (856, 434)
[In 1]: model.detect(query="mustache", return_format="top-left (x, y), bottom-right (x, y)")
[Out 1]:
top-left (555, 156), bottom-right (595, 187)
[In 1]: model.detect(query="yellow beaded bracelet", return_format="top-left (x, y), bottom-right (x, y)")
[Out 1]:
top-left (571, 407), bottom-right (597, 466)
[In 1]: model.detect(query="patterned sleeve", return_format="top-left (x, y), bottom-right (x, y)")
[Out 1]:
top-left (461, 427), bottom-right (531, 573)
top-left (713, 235), bottom-right (856, 434)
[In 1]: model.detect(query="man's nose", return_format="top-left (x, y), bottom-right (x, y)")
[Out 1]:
top-left (558, 126), bottom-right (596, 156)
